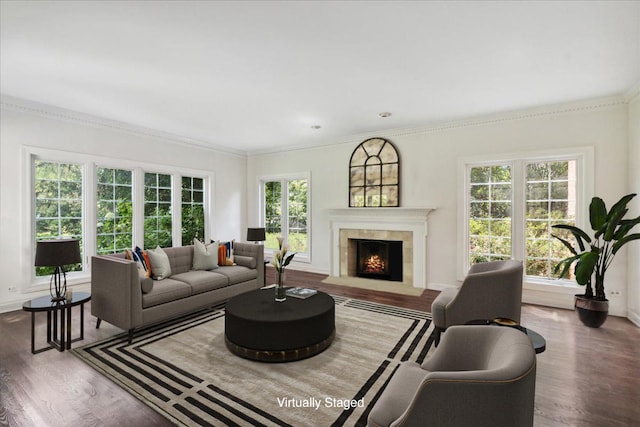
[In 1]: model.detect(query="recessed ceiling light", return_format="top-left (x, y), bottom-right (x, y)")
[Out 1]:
top-left (378, 112), bottom-right (392, 118)
top-left (310, 125), bottom-right (322, 130)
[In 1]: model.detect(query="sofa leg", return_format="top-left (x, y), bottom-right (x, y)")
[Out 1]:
top-left (96, 318), bottom-right (102, 329)
top-left (128, 329), bottom-right (134, 345)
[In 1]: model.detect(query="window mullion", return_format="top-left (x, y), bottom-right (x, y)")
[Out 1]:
top-left (133, 168), bottom-right (145, 248)
top-left (173, 173), bottom-right (181, 247)
top-left (282, 179), bottom-right (289, 244)
top-left (84, 163), bottom-right (96, 268)
top-left (512, 160), bottom-right (525, 263)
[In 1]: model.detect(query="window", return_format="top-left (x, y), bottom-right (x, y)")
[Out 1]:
top-left (144, 172), bottom-right (173, 248)
top-left (264, 181), bottom-right (282, 249)
top-left (349, 138), bottom-right (399, 207)
top-left (34, 160), bottom-right (83, 276)
top-left (181, 176), bottom-right (205, 244)
top-left (469, 165), bottom-right (512, 264)
top-left (525, 160), bottom-right (577, 278)
top-left (462, 148), bottom-right (592, 284)
top-left (28, 148), bottom-right (213, 287)
top-left (261, 175), bottom-right (310, 259)
top-left (96, 168), bottom-right (133, 255)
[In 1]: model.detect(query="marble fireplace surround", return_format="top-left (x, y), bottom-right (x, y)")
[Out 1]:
top-left (328, 208), bottom-right (434, 289)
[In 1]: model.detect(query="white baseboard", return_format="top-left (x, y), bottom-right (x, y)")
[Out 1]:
top-left (273, 264), bottom-right (330, 276)
top-left (627, 308), bottom-right (640, 327)
top-left (427, 282), bottom-right (457, 292)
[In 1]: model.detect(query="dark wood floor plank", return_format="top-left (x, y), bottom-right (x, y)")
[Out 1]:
top-left (1, 268), bottom-right (638, 426)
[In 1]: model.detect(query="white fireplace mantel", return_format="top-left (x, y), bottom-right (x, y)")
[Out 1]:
top-left (328, 207), bottom-right (435, 288)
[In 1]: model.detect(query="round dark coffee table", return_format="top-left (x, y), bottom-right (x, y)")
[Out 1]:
top-left (225, 288), bottom-right (335, 362)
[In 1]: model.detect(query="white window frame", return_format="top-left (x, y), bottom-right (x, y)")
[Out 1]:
top-left (258, 172), bottom-right (311, 263)
top-left (95, 166), bottom-right (134, 255)
top-left (458, 147), bottom-right (594, 292)
top-left (23, 146), bottom-right (214, 291)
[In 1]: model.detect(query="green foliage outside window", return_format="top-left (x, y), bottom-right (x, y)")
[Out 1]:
top-left (468, 160), bottom-right (577, 280)
top-left (264, 178), bottom-right (308, 253)
top-left (469, 165), bottom-right (512, 265)
top-left (265, 181), bottom-right (282, 250)
top-left (96, 168), bottom-right (133, 255)
top-left (525, 161), bottom-right (576, 278)
top-left (181, 176), bottom-right (205, 244)
top-left (287, 180), bottom-right (308, 253)
top-left (34, 160), bottom-right (83, 276)
top-left (144, 172), bottom-right (172, 248)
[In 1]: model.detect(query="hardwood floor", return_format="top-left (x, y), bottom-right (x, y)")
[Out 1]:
top-left (1, 269), bottom-right (639, 426)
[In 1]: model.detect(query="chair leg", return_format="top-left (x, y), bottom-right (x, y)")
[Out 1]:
top-left (127, 329), bottom-right (134, 344)
top-left (96, 318), bottom-right (102, 329)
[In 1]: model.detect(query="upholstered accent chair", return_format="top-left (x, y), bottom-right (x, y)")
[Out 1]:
top-left (367, 325), bottom-right (536, 427)
top-left (431, 259), bottom-right (523, 345)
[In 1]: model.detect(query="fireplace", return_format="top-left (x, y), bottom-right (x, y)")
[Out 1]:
top-left (329, 207), bottom-right (434, 288)
top-left (355, 239), bottom-right (403, 282)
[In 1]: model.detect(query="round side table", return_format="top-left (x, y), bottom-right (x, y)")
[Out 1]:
top-left (22, 291), bottom-right (91, 354)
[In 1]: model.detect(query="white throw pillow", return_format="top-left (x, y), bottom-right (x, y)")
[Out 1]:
top-left (147, 246), bottom-right (172, 280)
top-left (193, 239), bottom-right (219, 270)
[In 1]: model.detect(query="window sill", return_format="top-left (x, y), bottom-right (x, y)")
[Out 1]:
top-left (524, 277), bottom-right (581, 294)
top-left (27, 273), bottom-right (91, 293)
top-left (523, 278), bottom-right (582, 310)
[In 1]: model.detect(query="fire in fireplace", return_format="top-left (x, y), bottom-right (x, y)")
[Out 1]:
top-left (356, 239), bottom-right (403, 282)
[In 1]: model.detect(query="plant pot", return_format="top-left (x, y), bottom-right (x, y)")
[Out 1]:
top-left (574, 295), bottom-right (609, 328)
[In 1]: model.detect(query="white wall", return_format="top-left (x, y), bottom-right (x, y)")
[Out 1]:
top-left (247, 97), bottom-right (631, 316)
top-left (627, 89), bottom-right (640, 326)
top-left (0, 101), bottom-right (247, 312)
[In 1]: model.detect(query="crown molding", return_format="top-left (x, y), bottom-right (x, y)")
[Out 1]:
top-left (0, 95), bottom-right (247, 158)
top-left (625, 81), bottom-right (640, 104)
top-left (248, 93), bottom-right (630, 157)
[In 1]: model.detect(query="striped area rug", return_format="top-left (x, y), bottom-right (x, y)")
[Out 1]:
top-left (73, 296), bottom-right (435, 427)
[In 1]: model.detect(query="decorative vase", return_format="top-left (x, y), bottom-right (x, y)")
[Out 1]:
top-left (275, 270), bottom-right (286, 302)
top-left (575, 295), bottom-right (609, 328)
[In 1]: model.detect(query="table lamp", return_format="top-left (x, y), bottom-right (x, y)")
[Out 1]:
top-left (246, 227), bottom-right (266, 244)
top-left (35, 239), bottom-right (81, 302)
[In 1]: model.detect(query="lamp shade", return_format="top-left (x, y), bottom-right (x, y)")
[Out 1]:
top-left (35, 239), bottom-right (81, 267)
top-left (246, 228), bottom-right (266, 242)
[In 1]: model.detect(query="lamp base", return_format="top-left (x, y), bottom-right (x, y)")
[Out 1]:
top-left (49, 267), bottom-right (67, 303)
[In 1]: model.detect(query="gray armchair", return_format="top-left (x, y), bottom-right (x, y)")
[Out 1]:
top-left (367, 325), bottom-right (536, 427)
top-left (431, 259), bottom-right (523, 345)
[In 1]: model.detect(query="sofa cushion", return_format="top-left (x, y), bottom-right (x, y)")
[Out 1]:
top-left (171, 270), bottom-right (229, 295)
top-left (140, 276), bottom-right (154, 293)
top-left (164, 246), bottom-right (193, 275)
top-left (234, 255), bottom-right (257, 269)
top-left (193, 239), bottom-right (218, 270)
top-left (215, 265), bottom-right (257, 285)
top-left (147, 246), bottom-right (172, 280)
top-left (142, 278), bottom-right (192, 308)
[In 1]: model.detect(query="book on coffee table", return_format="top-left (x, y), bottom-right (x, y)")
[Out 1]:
top-left (285, 287), bottom-right (318, 299)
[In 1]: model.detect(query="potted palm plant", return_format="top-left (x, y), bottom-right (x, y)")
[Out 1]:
top-left (552, 193), bottom-right (640, 327)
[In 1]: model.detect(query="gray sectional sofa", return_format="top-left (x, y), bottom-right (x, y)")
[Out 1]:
top-left (91, 242), bottom-right (264, 343)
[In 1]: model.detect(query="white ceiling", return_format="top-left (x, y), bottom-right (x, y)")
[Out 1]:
top-left (1, 1), bottom-right (639, 154)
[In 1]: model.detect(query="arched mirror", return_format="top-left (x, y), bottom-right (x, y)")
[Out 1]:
top-left (349, 138), bottom-right (399, 207)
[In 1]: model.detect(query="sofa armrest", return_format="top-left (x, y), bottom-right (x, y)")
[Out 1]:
top-left (233, 242), bottom-right (264, 284)
top-left (91, 255), bottom-right (143, 330)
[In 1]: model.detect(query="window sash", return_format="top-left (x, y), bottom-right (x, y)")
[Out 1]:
top-left (34, 160), bottom-right (84, 276)
top-left (260, 174), bottom-right (310, 261)
top-left (460, 148), bottom-right (592, 286)
top-left (96, 167), bottom-right (133, 255)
